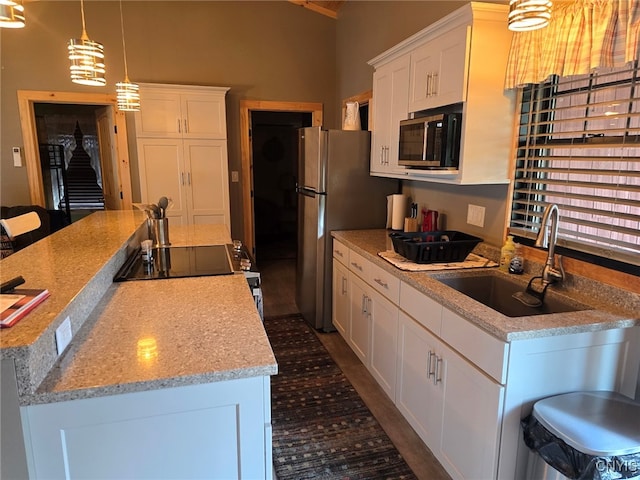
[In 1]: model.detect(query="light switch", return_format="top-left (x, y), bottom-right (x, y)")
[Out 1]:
top-left (12, 147), bottom-right (22, 167)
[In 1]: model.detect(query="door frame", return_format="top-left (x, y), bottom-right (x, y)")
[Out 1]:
top-left (239, 100), bottom-right (323, 256)
top-left (17, 90), bottom-right (133, 210)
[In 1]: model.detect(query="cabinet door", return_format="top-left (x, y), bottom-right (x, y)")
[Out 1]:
top-left (136, 92), bottom-right (183, 137)
top-left (368, 288), bottom-right (398, 401)
top-left (136, 138), bottom-right (188, 225)
top-left (181, 94), bottom-right (227, 139)
top-left (332, 258), bottom-right (350, 338)
top-left (395, 311), bottom-right (442, 447)
top-left (348, 273), bottom-right (370, 365)
top-left (408, 25), bottom-right (469, 112)
top-left (371, 55), bottom-right (410, 175)
top-left (183, 140), bottom-right (231, 229)
top-left (136, 89), bottom-right (227, 139)
top-left (438, 342), bottom-right (504, 480)
top-left (21, 377), bottom-right (271, 480)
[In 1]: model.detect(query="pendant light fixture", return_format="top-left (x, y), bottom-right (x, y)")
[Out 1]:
top-left (115, 0), bottom-right (140, 111)
top-left (508, 0), bottom-right (552, 32)
top-left (0, 0), bottom-right (25, 28)
top-left (68, 0), bottom-right (106, 86)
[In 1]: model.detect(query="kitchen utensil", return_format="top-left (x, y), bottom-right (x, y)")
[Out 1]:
top-left (158, 197), bottom-right (169, 218)
top-left (149, 204), bottom-right (160, 219)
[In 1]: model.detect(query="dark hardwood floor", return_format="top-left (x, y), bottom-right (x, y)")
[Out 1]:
top-left (258, 256), bottom-right (451, 480)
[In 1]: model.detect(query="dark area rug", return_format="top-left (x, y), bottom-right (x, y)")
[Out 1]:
top-left (264, 313), bottom-right (417, 480)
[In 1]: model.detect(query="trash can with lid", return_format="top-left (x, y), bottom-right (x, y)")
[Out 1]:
top-left (522, 391), bottom-right (640, 480)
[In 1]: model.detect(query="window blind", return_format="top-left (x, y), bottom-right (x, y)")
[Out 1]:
top-left (510, 63), bottom-right (640, 271)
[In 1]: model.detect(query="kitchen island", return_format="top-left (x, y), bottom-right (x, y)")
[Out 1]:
top-left (331, 229), bottom-right (640, 480)
top-left (1, 211), bottom-right (277, 479)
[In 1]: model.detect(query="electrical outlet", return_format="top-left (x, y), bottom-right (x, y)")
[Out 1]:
top-left (467, 204), bottom-right (486, 227)
top-left (231, 171), bottom-right (239, 182)
top-left (55, 316), bottom-right (73, 355)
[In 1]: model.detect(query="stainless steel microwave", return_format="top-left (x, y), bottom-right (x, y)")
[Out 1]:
top-left (398, 109), bottom-right (462, 169)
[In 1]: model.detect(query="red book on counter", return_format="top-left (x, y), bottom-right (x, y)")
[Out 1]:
top-left (0, 289), bottom-right (50, 328)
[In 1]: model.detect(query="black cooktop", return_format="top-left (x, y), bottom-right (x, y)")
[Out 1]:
top-left (114, 244), bottom-right (235, 282)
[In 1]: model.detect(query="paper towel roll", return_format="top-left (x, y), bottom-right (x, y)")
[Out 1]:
top-left (390, 194), bottom-right (408, 231)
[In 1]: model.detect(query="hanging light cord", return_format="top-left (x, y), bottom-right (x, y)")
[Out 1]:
top-left (119, 0), bottom-right (130, 80)
top-left (79, 0), bottom-right (89, 39)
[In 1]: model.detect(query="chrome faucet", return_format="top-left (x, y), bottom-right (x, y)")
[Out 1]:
top-left (534, 204), bottom-right (565, 287)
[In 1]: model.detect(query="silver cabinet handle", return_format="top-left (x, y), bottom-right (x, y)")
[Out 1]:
top-left (427, 350), bottom-right (435, 379)
top-left (426, 72), bottom-right (431, 98)
top-left (374, 278), bottom-right (388, 289)
top-left (351, 262), bottom-right (363, 271)
top-left (184, 118), bottom-right (188, 134)
top-left (431, 72), bottom-right (438, 96)
top-left (335, 250), bottom-right (344, 257)
top-left (362, 294), bottom-right (367, 314)
top-left (434, 356), bottom-right (443, 385)
top-left (380, 146), bottom-right (384, 165)
top-left (187, 172), bottom-right (191, 186)
top-left (342, 276), bottom-right (347, 295)
top-left (181, 172), bottom-right (185, 186)
top-left (177, 118), bottom-right (181, 133)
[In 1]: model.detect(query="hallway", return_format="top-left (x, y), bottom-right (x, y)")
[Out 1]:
top-left (259, 257), bottom-right (450, 480)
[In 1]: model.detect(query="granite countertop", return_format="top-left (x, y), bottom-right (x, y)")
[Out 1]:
top-left (1, 212), bottom-right (276, 406)
top-left (332, 229), bottom-right (640, 342)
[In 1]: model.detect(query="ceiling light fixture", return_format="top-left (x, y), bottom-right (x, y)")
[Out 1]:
top-left (68, 0), bottom-right (106, 86)
top-left (0, 0), bottom-right (25, 28)
top-left (508, 0), bottom-right (552, 32)
top-left (115, 0), bottom-right (140, 111)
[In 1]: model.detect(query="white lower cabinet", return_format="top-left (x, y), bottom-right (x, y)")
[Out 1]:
top-left (331, 238), bottom-right (640, 480)
top-left (438, 338), bottom-right (504, 480)
top-left (21, 376), bottom-right (272, 480)
top-left (396, 311), bottom-right (504, 480)
top-left (348, 272), bottom-right (371, 365)
top-left (396, 311), bottom-right (442, 445)
top-left (332, 258), bottom-right (350, 338)
top-left (137, 138), bottom-right (230, 228)
top-left (369, 287), bottom-right (399, 400)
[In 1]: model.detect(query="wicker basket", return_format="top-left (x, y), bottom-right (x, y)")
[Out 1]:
top-left (389, 231), bottom-right (483, 264)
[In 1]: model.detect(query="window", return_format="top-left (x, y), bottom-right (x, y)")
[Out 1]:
top-left (509, 63), bottom-right (640, 275)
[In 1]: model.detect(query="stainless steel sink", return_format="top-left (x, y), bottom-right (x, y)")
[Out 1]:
top-left (436, 274), bottom-right (590, 317)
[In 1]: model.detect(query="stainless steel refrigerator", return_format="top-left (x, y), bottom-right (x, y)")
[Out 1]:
top-left (295, 126), bottom-right (398, 331)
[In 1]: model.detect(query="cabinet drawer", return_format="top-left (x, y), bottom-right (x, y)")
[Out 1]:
top-left (399, 282), bottom-right (442, 335)
top-left (441, 308), bottom-right (509, 384)
top-left (332, 239), bottom-right (349, 266)
top-left (348, 250), bottom-right (369, 279)
top-left (369, 262), bottom-right (400, 304)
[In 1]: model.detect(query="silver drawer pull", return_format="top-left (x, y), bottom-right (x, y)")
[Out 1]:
top-left (351, 262), bottom-right (363, 271)
top-left (427, 350), bottom-right (435, 378)
top-left (335, 250), bottom-right (344, 257)
top-left (374, 278), bottom-right (388, 289)
top-left (434, 356), bottom-right (443, 385)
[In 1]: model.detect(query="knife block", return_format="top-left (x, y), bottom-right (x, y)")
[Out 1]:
top-left (404, 217), bottom-right (418, 232)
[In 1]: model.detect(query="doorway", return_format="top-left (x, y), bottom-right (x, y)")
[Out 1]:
top-left (251, 111), bottom-right (312, 261)
top-left (35, 103), bottom-right (111, 226)
top-left (17, 90), bottom-right (133, 219)
top-left (239, 100), bottom-right (323, 258)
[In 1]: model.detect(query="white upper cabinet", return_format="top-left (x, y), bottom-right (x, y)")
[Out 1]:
top-left (408, 24), bottom-right (469, 112)
top-left (368, 3), bottom-right (515, 185)
top-left (135, 84), bottom-right (228, 139)
top-left (370, 55), bottom-right (410, 176)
